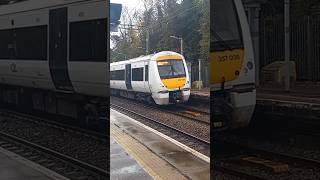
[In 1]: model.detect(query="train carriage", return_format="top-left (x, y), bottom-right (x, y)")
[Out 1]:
top-left (211, 0), bottom-right (256, 129)
top-left (0, 0), bottom-right (119, 133)
top-left (110, 51), bottom-right (191, 105)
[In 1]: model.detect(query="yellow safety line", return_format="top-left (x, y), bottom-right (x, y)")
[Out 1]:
top-left (111, 125), bottom-right (187, 180)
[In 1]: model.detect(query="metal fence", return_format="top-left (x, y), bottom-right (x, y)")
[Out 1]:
top-left (260, 14), bottom-right (320, 81)
top-left (189, 61), bottom-right (210, 87)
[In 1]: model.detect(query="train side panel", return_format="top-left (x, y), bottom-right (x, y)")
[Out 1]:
top-left (0, 8), bottom-right (55, 91)
top-left (110, 63), bottom-right (126, 90)
top-left (67, 1), bottom-right (108, 97)
top-left (131, 60), bottom-right (148, 93)
top-left (0, 61), bottom-right (55, 90)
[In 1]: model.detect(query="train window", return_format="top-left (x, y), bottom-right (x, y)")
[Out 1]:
top-left (0, 26), bottom-right (47, 60)
top-left (0, 29), bottom-right (13, 59)
top-left (145, 65), bottom-right (148, 81)
top-left (70, 19), bottom-right (107, 62)
top-left (15, 26), bottom-right (47, 60)
top-left (111, 70), bottom-right (125, 80)
top-left (132, 68), bottom-right (143, 81)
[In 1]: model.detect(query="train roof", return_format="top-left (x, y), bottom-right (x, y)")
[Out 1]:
top-left (111, 54), bottom-right (153, 66)
top-left (111, 51), bottom-right (183, 66)
top-left (0, 0), bottom-right (105, 16)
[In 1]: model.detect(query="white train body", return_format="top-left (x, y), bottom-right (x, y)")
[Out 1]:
top-left (111, 51), bottom-right (191, 105)
top-left (0, 0), bottom-right (108, 97)
top-left (0, 0), bottom-right (117, 132)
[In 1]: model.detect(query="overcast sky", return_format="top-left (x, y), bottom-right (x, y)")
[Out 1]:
top-left (110, 0), bottom-right (143, 36)
top-left (110, 0), bottom-right (145, 48)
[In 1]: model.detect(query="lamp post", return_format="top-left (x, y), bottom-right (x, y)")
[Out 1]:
top-left (170, 35), bottom-right (183, 55)
top-left (284, 0), bottom-right (290, 91)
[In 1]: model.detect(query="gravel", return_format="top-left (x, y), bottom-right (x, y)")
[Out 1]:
top-left (213, 116), bottom-right (320, 180)
top-left (111, 96), bottom-right (210, 142)
top-left (0, 112), bottom-right (109, 170)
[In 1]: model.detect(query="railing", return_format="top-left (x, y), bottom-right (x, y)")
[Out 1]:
top-left (260, 13), bottom-right (320, 81)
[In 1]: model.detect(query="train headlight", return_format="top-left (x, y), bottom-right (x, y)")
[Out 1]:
top-left (158, 90), bottom-right (169, 94)
top-left (247, 61), bottom-right (253, 70)
top-left (182, 88), bottom-right (190, 91)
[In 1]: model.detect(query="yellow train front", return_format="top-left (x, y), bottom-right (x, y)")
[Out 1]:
top-left (211, 0), bottom-right (256, 129)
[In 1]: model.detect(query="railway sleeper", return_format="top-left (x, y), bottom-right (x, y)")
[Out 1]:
top-left (241, 156), bottom-right (289, 173)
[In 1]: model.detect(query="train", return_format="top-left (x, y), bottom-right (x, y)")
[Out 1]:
top-left (211, 0), bottom-right (256, 129)
top-left (0, 0), bottom-right (121, 133)
top-left (110, 51), bottom-right (191, 105)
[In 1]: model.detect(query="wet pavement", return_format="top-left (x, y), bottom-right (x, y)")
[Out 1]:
top-left (110, 136), bottom-right (151, 180)
top-left (110, 109), bottom-right (210, 180)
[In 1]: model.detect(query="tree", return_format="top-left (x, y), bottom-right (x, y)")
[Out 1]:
top-left (111, 0), bottom-right (208, 64)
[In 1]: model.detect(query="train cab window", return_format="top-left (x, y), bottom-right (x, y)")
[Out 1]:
top-left (145, 65), bottom-right (148, 81)
top-left (111, 70), bottom-right (125, 80)
top-left (132, 68), bottom-right (143, 81)
top-left (211, 0), bottom-right (243, 50)
top-left (157, 60), bottom-right (186, 79)
top-left (70, 19), bottom-right (107, 62)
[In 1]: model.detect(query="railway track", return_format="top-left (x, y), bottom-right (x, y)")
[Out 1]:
top-left (176, 103), bottom-right (210, 114)
top-left (111, 103), bottom-right (210, 146)
top-left (214, 165), bottom-right (269, 180)
top-left (111, 96), bottom-right (210, 125)
top-left (0, 109), bottom-right (107, 140)
top-left (0, 109), bottom-right (109, 176)
top-left (163, 105), bottom-right (210, 124)
top-left (214, 138), bottom-right (320, 166)
top-left (0, 131), bottom-right (108, 179)
top-left (213, 137), bottom-right (320, 179)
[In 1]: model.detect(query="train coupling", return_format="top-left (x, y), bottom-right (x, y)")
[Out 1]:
top-left (211, 91), bottom-right (233, 130)
top-left (169, 90), bottom-right (183, 103)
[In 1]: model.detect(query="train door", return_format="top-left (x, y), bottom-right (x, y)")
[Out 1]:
top-left (144, 62), bottom-right (151, 92)
top-left (49, 8), bottom-right (73, 91)
top-left (125, 64), bottom-right (132, 89)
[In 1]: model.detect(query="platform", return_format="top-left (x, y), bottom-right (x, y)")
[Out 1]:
top-left (256, 86), bottom-right (320, 119)
top-left (110, 136), bottom-right (152, 180)
top-left (110, 109), bottom-right (210, 180)
top-left (0, 145), bottom-right (68, 180)
top-left (190, 88), bottom-right (210, 103)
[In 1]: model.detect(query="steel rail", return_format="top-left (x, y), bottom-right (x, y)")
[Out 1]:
top-left (110, 103), bottom-right (210, 145)
top-left (214, 138), bottom-right (320, 169)
top-left (111, 96), bottom-right (210, 125)
top-left (0, 131), bottom-right (109, 178)
top-left (0, 109), bottom-right (107, 140)
top-left (214, 165), bottom-right (269, 180)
